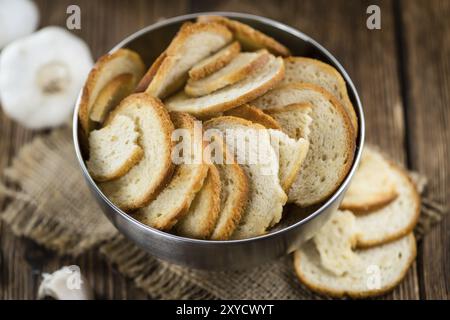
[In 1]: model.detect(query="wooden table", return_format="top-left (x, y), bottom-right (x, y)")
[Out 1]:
top-left (0, 0), bottom-right (448, 299)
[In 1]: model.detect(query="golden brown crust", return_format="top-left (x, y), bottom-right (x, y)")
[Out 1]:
top-left (89, 73), bottom-right (134, 124)
top-left (134, 51), bottom-right (167, 93)
top-left (189, 41), bottom-right (241, 81)
top-left (166, 56), bottom-right (285, 117)
top-left (89, 144), bottom-right (144, 182)
top-left (185, 50), bottom-right (270, 97)
top-left (198, 16), bottom-right (291, 57)
top-left (284, 56), bottom-right (358, 132)
top-left (355, 162), bottom-right (421, 249)
top-left (78, 48), bottom-right (145, 137)
top-left (201, 131), bottom-right (249, 240)
top-left (100, 93), bottom-right (175, 211)
top-left (224, 104), bottom-right (281, 129)
top-left (146, 22), bottom-right (233, 99)
top-left (136, 111), bottom-right (209, 230)
top-left (293, 233), bottom-right (417, 298)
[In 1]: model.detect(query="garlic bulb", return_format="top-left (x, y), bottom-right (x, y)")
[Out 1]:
top-left (0, 0), bottom-right (39, 49)
top-left (38, 266), bottom-right (93, 300)
top-left (0, 26), bottom-right (93, 129)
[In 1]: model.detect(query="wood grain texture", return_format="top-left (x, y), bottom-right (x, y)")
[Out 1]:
top-left (0, 0), bottom-right (447, 299)
top-left (398, 0), bottom-right (450, 299)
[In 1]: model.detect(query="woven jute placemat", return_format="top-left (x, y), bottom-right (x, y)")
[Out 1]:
top-left (0, 126), bottom-right (447, 299)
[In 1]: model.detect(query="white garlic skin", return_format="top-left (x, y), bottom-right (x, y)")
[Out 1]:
top-left (0, 26), bottom-right (93, 129)
top-left (0, 0), bottom-right (40, 49)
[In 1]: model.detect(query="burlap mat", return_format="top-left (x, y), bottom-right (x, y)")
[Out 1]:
top-left (0, 126), bottom-right (447, 299)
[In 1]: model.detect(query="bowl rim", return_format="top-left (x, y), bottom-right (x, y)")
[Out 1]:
top-left (72, 11), bottom-right (365, 245)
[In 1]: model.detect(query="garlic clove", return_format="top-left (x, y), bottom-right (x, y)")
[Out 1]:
top-left (0, 26), bottom-right (93, 129)
top-left (38, 265), bottom-right (93, 300)
top-left (0, 0), bottom-right (39, 49)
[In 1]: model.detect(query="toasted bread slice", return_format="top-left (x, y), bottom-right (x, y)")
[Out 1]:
top-left (98, 94), bottom-right (174, 211)
top-left (354, 162), bottom-right (420, 248)
top-left (266, 103), bottom-right (313, 139)
top-left (175, 165), bottom-right (221, 239)
top-left (197, 15), bottom-right (291, 57)
top-left (185, 50), bottom-right (270, 97)
top-left (294, 233), bottom-right (416, 298)
top-left (341, 147), bottom-right (399, 213)
top-left (224, 104), bottom-right (281, 129)
top-left (165, 55), bottom-right (284, 117)
top-left (78, 48), bottom-right (145, 135)
top-left (89, 74), bottom-right (134, 124)
top-left (312, 210), bottom-right (361, 276)
top-left (87, 115), bottom-right (143, 182)
top-left (203, 133), bottom-right (249, 240)
top-left (252, 83), bottom-right (355, 207)
top-left (134, 51), bottom-right (167, 93)
top-left (269, 129), bottom-right (310, 191)
top-left (204, 116), bottom-right (287, 239)
top-left (135, 112), bottom-right (209, 230)
top-left (281, 57), bottom-right (358, 131)
top-left (145, 22), bottom-right (232, 99)
top-left (189, 41), bottom-right (241, 80)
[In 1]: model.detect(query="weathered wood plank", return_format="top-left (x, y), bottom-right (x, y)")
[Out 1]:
top-left (189, 0), bottom-right (419, 299)
top-left (0, 0), bottom-right (189, 300)
top-left (399, 0), bottom-right (450, 300)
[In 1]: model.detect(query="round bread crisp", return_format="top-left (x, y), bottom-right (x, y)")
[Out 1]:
top-left (281, 57), bottom-right (358, 132)
top-left (165, 55), bottom-right (285, 117)
top-left (204, 116), bottom-right (287, 239)
top-left (252, 83), bottom-right (355, 207)
top-left (340, 147), bottom-right (399, 213)
top-left (185, 50), bottom-right (270, 97)
top-left (134, 51), bottom-right (167, 93)
top-left (189, 41), bottom-right (241, 81)
top-left (78, 48), bottom-right (145, 135)
top-left (98, 93), bottom-right (174, 211)
top-left (354, 162), bottom-right (421, 248)
top-left (87, 115), bottom-right (143, 182)
top-left (294, 233), bottom-right (416, 299)
top-left (145, 22), bottom-right (233, 99)
top-left (197, 15), bottom-right (291, 57)
top-left (224, 104), bottom-right (281, 130)
top-left (135, 112), bottom-right (209, 230)
top-left (175, 165), bottom-right (222, 239)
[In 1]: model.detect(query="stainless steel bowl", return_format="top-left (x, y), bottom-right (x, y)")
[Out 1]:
top-left (73, 12), bottom-right (364, 270)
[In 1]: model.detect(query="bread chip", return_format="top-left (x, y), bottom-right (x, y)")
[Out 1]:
top-left (189, 41), bottom-right (241, 80)
top-left (204, 133), bottom-right (249, 240)
top-left (197, 15), bottom-right (291, 57)
top-left (135, 112), bottom-right (209, 230)
top-left (87, 115), bottom-right (143, 182)
top-left (165, 55), bottom-right (284, 117)
top-left (175, 165), bottom-right (221, 239)
top-left (89, 73), bottom-right (134, 124)
top-left (281, 57), bottom-right (358, 131)
top-left (354, 162), bottom-right (420, 248)
top-left (78, 48), bottom-right (145, 135)
top-left (294, 233), bottom-right (416, 298)
top-left (185, 50), bottom-right (270, 97)
top-left (134, 51), bottom-right (167, 93)
top-left (204, 116), bottom-right (287, 239)
top-left (252, 83), bottom-right (355, 207)
top-left (145, 22), bottom-right (233, 99)
top-left (341, 147), bottom-right (399, 213)
top-left (98, 93), bottom-right (174, 211)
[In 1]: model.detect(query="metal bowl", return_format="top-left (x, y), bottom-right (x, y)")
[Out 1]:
top-left (73, 12), bottom-right (364, 270)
